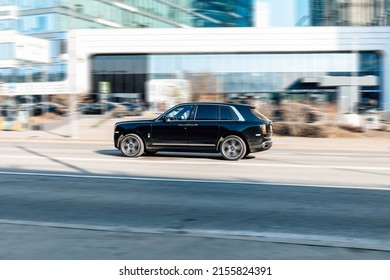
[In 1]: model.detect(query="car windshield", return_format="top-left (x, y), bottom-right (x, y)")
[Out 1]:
top-left (160, 105), bottom-right (193, 121)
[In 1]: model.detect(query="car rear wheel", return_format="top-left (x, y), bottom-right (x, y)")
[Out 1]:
top-left (220, 135), bottom-right (246, 161)
top-left (120, 134), bottom-right (144, 157)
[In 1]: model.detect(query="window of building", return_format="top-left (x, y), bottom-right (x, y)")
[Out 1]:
top-left (59, 39), bottom-right (67, 54)
top-left (37, 16), bottom-right (46, 30)
top-left (18, 0), bottom-right (57, 10)
top-left (195, 105), bottom-right (218, 120)
top-left (75, 4), bottom-right (84, 13)
top-left (0, 0), bottom-right (15, 6)
top-left (0, 43), bottom-right (14, 59)
top-left (90, 51), bottom-right (382, 110)
top-left (0, 19), bottom-right (16, 31)
top-left (91, 54), bottom-right (147, 100)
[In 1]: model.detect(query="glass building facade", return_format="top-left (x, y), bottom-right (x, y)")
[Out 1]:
top-left (311, 0), bottom-right (390, 26)
top-left (91, 51), bottom-right (381, 106)
top-left (192, 0), bottom-right (253, 27)
top-left (0, 0), bottom-right (254, 87)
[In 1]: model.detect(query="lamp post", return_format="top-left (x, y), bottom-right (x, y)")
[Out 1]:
top-left (69, 0), bottom-right (78, 138)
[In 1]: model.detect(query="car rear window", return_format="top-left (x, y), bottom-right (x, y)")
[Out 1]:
top-left (220, 106), bottom-right (239, 120)
top-left (251, 108), bottom-right (269, 121)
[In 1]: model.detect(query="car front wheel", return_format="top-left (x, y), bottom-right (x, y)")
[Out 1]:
top-left (120, 134), bottom-right (144, 158)
top-left (220, 135), bottom-right (247, 161)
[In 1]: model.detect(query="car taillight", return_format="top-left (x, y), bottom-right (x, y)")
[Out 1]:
top-left (261, 124), bottom-right (267, 134)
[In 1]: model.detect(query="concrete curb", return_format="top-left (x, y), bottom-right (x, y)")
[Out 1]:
top-left (1, 218), bottom-right (389, 252)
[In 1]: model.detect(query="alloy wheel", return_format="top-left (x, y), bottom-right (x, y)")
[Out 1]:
top-left (120, 134), bottom-right (144, 157)
top-left (220, 136), bottom-right (246, 160)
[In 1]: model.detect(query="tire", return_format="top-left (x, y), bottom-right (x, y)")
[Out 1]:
top-left (120, 134), bottom-right (144, 158)
top-left (220, 135), bottom-right (247, 161)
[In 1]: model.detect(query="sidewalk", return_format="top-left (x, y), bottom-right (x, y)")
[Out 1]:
top-left (1, 115), bottom-right (389, 152)
top-left (0, 114), bottom-right (137, 142)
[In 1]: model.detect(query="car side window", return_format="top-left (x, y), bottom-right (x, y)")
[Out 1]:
top-left (165, 105), bottom-right (193, 120)
top-left (195, 105), bottom-right (218, 120)
top-left (220, 106), bottom-right (239, 120)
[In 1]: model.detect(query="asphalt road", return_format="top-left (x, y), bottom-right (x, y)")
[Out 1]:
top-left (0, 140), bottom-right (389, 259)
top-left (0, 140), bottom-right (389, 187)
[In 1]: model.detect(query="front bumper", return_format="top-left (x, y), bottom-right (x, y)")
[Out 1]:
top-left (114, 130), bottom-right (120, 149)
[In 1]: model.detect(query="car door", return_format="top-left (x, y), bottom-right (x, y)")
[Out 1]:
top-left (151, 104), bottom-right (194, 146)
top-left (186, 104), bottom-right (220, 147)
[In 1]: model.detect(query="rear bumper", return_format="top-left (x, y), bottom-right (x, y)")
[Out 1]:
top-left (261, 140), bottom-right (273, 150)
top-left (249, 139), bottom-right (273, 153)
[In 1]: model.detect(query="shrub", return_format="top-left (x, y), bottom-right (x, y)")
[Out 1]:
top-left (339, 125), bottom-right (364, 133)
top-left (273, 122), bottom-right (292, 136)
top-left (295, 124), bottom-right (327, 138)
top-left (273, 122), bottom-right (327, 137)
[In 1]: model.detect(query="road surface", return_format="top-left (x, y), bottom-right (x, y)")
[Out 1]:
top-left (0, 140), bottom-right (389, 259)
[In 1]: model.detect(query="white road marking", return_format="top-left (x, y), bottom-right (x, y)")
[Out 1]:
top-left (0, 154), bottom-right (390, 171)
top-left (0, 218), bottom-right (389, 251)
top-left (0, 170), bottom-right (389, 191)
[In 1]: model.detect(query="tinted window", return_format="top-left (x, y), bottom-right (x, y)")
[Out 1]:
top-left (250, 108), bottom-right (269, 121)
top-left (220, 106), bottom-right (239, 120)
top-left (165, 105), bottom-right (193, 120)
top-left (195, 105), bottom-right (218, 120)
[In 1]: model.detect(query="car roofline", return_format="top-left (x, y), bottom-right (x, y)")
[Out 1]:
top-left (176, 102), bottom-right (254, 108)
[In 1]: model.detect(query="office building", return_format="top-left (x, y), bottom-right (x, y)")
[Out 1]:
top-left (311, 0), bottom-right (390, 26)
top-left (68, 27), bottom-right (388, 111)
top-left (192, 0), bottom-right (253, 27)
top-left (0, 0), bottom-right (254, 91)
top-left (1, 2), bottom-right (389, 116)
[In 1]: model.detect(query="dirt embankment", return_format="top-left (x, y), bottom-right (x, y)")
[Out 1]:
top-left (273, 122), bottom-right (390, 139)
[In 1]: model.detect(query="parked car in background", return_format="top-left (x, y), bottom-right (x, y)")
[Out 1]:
top-left (364, 114), bottom-right (382, 130)
top-left (114, 102), bottom-right (273, 160)
top-left (357, 101), bottom-right (377, 115)
top-left (0, 105), bottom-right (17, 118)
top-left (19, 103), bottom-right (35, 112)
top-left (120, 102), bottom-right (143, 116)
top-left (32, 102), bottom-right (67, 116)
top-left (80, 102), bottom-right (129, 117)
top-left (80, 103), bottom-right (104, 115)
top-left (0, 105), bottom-right (17, 131)
top-left (109, 102), bottom-right (129, 118)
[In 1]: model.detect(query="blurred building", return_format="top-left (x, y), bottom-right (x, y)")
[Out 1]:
top-left (311, 0), bottom-right (390, 26)
top-left (1, 1), bottom-right (390, 117)
top-left (69, 27), bottom-right (389, 112)
top-left (192, 0), bottom-right (253, 27)
top-left (0, 0), bottom-right (253, 98)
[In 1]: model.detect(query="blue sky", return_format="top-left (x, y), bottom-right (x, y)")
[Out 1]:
top-left (259, 0), bottom-right (310, 26)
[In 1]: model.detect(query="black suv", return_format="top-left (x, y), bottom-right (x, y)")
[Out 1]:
top-left (114, 102), bottom-right (272, 160)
